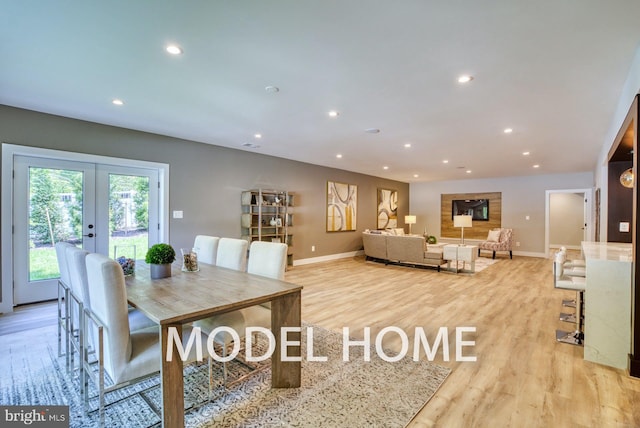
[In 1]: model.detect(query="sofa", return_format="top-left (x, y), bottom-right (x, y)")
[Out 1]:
top-left (362, 231), bottom-right (444, 270)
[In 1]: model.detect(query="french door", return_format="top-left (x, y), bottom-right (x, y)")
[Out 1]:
top-left (13, 156), bottom-right (159, 305)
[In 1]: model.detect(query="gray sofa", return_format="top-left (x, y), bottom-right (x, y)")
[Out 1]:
top-left (362, 231), bottom-right (444, 270)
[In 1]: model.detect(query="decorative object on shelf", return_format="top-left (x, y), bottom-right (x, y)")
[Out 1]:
top-left (181, 248), bottom-right (199, 272)
top-left (145, 243), bottom-right (176, 279)
top-left (276, 217), bottom-right (283, 227)
top-left (453, 215), bottom-right (473, 245)
top-left (404, 215), bottom-right (416, 234)
top-left (620, 167), bottom-right (634, 188)
top-left (427, 235), bottom-right (437, 245)
top-left (270, 217), bottom-right (277, 226)
top-left (377, 188), bottom-right (398, 229)
top-left (116, 256), bottom-right (135, 276)
top-left (327, 181), bottom-right (357, 232)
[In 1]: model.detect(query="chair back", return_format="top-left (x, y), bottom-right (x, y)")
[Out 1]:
top-left (500, 228), bottom-right (514, 248)
top-left (65, 246), bottom-right (91, 307)
top-left (553, 250), bottom-right (567, 281)
top-left (193, 235), bottom-right (219, 265)
top-left (55, 242), bottom-right (74, 286)
top-left (216, 238), bottom-right (248, 271)
top-left (85, 253), bottom-right (132, 382)
top-left (247, 241), bottom-right (288, 280)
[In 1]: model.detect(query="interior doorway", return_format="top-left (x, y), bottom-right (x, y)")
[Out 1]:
top-left (545, 188), bottom-right (593, 257)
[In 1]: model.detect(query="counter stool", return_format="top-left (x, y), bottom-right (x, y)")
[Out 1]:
top-left (554, 251), bottom-right (586, 345)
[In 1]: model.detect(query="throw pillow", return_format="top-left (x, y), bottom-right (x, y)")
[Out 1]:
top-left (487, 229), bottom-right (501, 242)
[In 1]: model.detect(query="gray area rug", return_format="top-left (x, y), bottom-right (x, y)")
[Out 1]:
top-left (0, 322), bottom-right (450, 427)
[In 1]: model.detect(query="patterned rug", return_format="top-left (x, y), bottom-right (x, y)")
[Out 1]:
top-left (472, 257), bottom-right (500, 273)
top-left (0, 323), bottom-right (450, 427)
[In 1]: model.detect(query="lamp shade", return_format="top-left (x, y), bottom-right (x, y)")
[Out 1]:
top-left (404, 215), bottom-right (417, 225)
top-left (453, 215), bottom-right (472, 228)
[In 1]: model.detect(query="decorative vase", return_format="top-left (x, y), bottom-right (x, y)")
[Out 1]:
top-left (150, 263), bottom-right (172, 279)
top-left (181, 248), bottom-right (199, 272)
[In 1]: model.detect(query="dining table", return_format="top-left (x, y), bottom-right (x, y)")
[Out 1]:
top-left (125, 262), bottom-right (302, 428)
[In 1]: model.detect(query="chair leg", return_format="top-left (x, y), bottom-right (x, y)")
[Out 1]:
top-left (509, 251), bottom-right (513, 259)
top-left (492, 251), bottom-right (496, 259)
top-left (477, 248), bottom-right (480, 256)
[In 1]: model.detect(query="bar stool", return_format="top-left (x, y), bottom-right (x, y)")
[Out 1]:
top-left (553, 250), bottom-right (586, 345)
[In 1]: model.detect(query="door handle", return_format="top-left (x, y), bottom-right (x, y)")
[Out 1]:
top-left (83, 233), bottom-right (95, 238)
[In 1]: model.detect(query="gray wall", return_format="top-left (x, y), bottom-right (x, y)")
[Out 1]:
top-left (410, 172), bottom-right (594, 255)
top-left (549, 193), bottom-right (585, 247)
top-left (0, 105), bottom-right (408, 277)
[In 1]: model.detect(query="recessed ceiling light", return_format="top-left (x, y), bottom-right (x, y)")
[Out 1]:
top-left (443, 160), bottom-right (449, 164)
top-left (254, 133), bottom-right (262, 139)
top-left (364, 128), bottom-right (380, 134)
top-left (404, 143), bottom-right (411, 148)
top-left (112, 99), bottom-right (124, 106)
top-left (383, 166), bottom-right (389, 170)
top-left (413, 174), bottom-right (419, 178)
top-left (336, 154), bottom-right (343, 159)
top-left (466, 170), bottom-right (472, 174)
top-left (457, 75), bottom-right (473, 83)
top-left (533, 164), bottom-right (540, 168)
top-left (166, 44), bottom-right (183, 55)
top-left (522, 151), bottom-right (530, 156)
top-left (241, 143), bottom-right (260, 149)
top-left (265, 85), bottom-right (280, 93)
top-left (504, 128), bottom-right (513, 134)
top-left (328, 111), bottom-right (339, 118)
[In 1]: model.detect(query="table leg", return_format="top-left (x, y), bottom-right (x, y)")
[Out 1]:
top-left (160, 323), bottom-right (184, 428)
top-left (271, 291), bottom-right (301, 388)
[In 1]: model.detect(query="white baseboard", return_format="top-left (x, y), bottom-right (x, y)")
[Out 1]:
top-left (293, 250), bottom-right (364, 266)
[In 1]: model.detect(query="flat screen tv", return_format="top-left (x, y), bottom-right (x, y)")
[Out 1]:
top-left (452, 199), bottom-right (489, 221)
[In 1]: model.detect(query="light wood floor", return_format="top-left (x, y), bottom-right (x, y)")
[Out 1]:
top-left (3, 255), bottom-right (639, 426)
top-left (285, 255), bottom-right (640, 427)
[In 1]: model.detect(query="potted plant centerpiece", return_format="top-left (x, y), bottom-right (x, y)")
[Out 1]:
top-left (145, 243), bottom-right (176, 279)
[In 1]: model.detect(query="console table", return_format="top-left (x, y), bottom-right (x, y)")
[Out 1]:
top-left (443, 244), bottom-right (478, 273)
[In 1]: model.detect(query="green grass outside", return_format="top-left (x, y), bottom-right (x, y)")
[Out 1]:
top-left (29, 234), bottom-right (149, 281)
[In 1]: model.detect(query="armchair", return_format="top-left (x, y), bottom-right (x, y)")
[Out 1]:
top-left (478, 228), bottom-right (513, 259)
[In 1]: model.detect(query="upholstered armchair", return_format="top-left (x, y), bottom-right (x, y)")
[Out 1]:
top-left (478, 228), bottom-right (513, 259)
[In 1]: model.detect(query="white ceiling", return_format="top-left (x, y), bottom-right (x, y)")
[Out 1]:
top-left (2, 1), bottom-right (640, 183)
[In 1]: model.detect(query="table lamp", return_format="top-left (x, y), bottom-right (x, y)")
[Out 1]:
top-left (453, 215), bottom-right (472, 245)
top-left (405, 215), bottom-right (416, 235)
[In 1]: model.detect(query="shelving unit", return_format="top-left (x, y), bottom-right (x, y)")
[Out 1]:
top-left (241, 189), bottom-right (294, 266)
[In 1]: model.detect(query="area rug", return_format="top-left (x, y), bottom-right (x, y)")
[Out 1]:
top-left (473, 257), bottom-right (500, 273)
top-left (0, 323), bottom-right (451, 427)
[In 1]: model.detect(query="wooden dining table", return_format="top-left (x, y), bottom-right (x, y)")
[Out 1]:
top-left (125, 262), bottom-right (302, 428)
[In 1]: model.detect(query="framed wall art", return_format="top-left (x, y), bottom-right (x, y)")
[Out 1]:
top-left (377, 188), bottom-right (398, 229)
top-left (327, 181), bottom-right (357, 232)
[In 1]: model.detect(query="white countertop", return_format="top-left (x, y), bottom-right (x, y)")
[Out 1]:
top-left (581, 241), bottom-right (632, 263)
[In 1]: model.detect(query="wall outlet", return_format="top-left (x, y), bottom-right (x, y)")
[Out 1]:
top-left (516, 241), bottom-right (521, 247)
top-left (311, 245), bottom-right (316, 252)
top-left (172, 210), bottom-right (183, 219)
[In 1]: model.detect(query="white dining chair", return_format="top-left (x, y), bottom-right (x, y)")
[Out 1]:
top-left (193, 235), bottom-right (220, 265)
top-left (216, 238), bottom-right (248, 271)
top-left (197, 241), bottom-right (287, 392)
top-left (55, 242), bottom-right (75, 368)
top-left (82, 253), bottom-right (205, 425)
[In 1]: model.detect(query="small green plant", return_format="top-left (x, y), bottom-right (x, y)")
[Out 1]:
top-left (427, 235), bottom-right (437, 244)
top-left (145, 243), bottom-right (176, 265)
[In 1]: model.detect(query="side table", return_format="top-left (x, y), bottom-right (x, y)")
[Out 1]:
top-left (443, 244), bottom-right (478, 273)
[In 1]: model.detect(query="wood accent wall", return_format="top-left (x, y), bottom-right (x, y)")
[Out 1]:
top-left (441, 192), bottom-right (502, 239)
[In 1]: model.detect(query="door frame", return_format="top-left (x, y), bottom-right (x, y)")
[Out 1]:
top-left (544, 187), bottom-right (594, 258)
top-left (1, 143), bottom-right (170, 313)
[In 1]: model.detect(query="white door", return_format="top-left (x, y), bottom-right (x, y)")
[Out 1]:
top-left (13, 156), bottom-right (159, 305)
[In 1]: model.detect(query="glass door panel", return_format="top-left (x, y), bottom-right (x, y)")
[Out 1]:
top-left (108, 174), bottom-right (150, 261)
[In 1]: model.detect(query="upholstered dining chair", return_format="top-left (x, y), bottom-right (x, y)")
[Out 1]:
top-left (193, 235), bottom-right (220, 265)
top-left (66, 246), bottom-right (156, 372)
top-left (216, 237), bottom-right (248, 271)
top-left (82, 253), bottom-right (205, 425)
top-left (195, 240), bottom-right (285, 392)
top-left (478, 228), bottom-right (513, 259)
top-left (55, 242), bottom-right (75, 367)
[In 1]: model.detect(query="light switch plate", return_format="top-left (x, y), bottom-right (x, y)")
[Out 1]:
top-left (620, 222), bottom-right (630, 232)
top-left (173, 210), bottom-right (183, 219)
